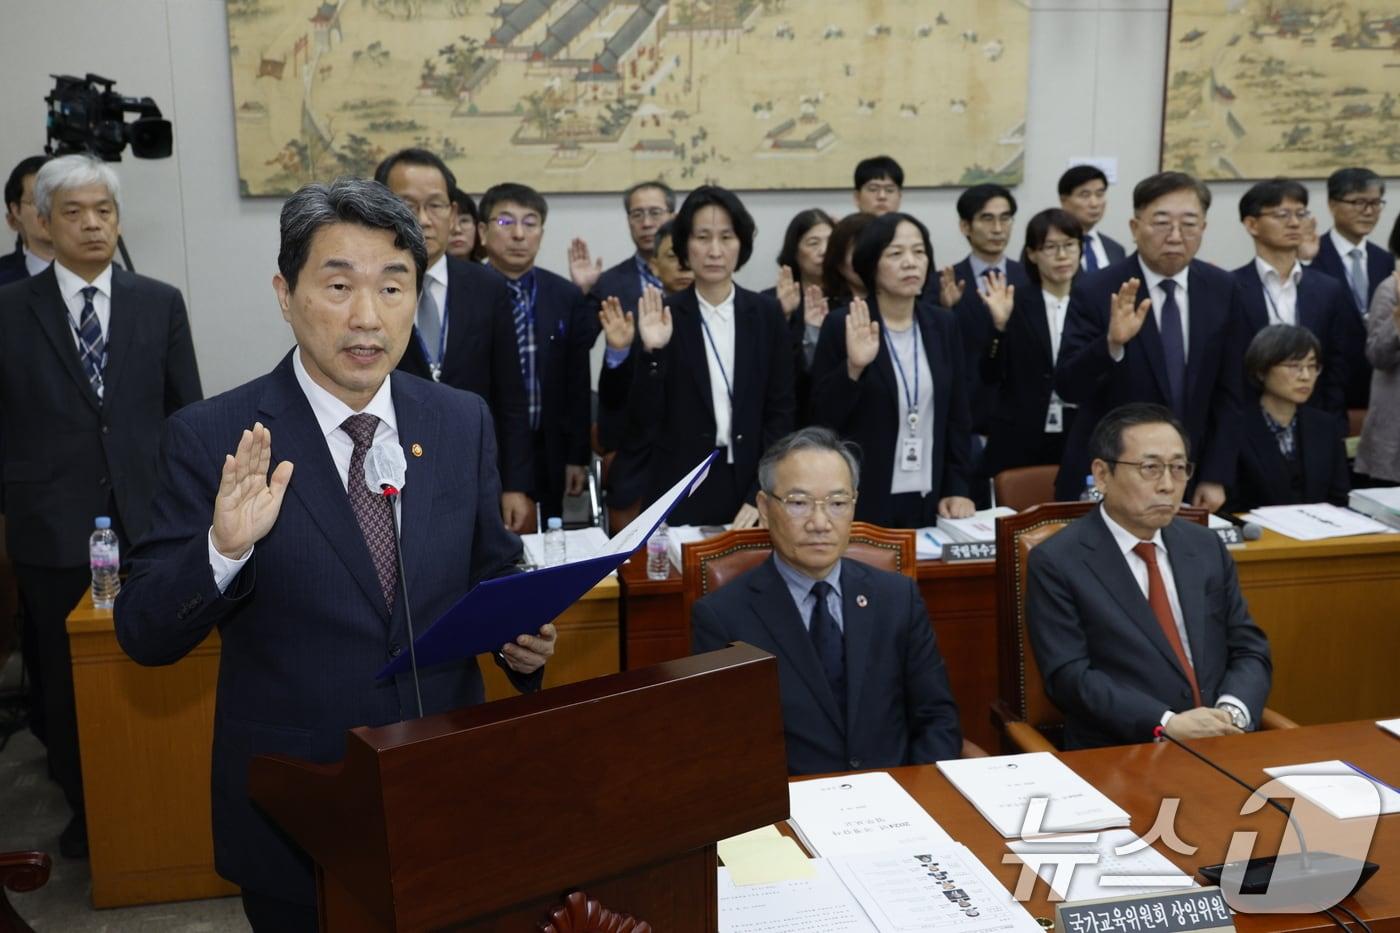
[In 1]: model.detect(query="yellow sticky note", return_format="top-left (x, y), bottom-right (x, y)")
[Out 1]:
top-left (718, 834), bottom-right (817, 886)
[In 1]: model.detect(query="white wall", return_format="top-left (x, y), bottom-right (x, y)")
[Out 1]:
top-left (2, 0), bottom-right (1395, 395)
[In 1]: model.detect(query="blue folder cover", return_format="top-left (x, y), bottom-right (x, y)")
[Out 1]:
top-left (377, 451), bottom-right (718, 679)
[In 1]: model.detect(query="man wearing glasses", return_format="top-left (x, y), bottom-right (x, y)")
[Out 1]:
top-left (567, 180), bottom-right (675, 315)
top-left (691, 427), bottom-right (961, 775)
top-left (1311, 167), bottom-right (1393, 407)
top-left (1027, 404), bottom-right (1272, 750)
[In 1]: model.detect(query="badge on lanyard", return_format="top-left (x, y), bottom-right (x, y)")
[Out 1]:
top-left (1044, 394), bottom-right (1064, 434)
top-left (900, 435), bottom-right (924, 471)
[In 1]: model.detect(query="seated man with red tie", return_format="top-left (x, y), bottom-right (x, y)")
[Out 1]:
top-left (1026, 403), bottom-right (1272, 750)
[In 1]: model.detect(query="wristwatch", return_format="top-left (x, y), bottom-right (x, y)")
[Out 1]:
top-left (1217, 701), bottom-right (1248, 730)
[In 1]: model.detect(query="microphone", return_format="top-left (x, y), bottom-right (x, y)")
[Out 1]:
top-left (1220, 513), bottom-right (1263, 541)
top-left (365, 442), bottom-right (423, 719)
top-left (1152, 726), bottom-right (1377, 906)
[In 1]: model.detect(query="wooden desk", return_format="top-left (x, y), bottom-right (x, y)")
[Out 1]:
top-left (66, 576), bottom-right (620, 908)
top-left (866, 720), bottom-right (1400, 932)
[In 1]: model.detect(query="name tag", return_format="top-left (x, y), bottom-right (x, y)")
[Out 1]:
top-left (900, 436), bottom-right (924, 471)
top-left (1045, 396), bottom-right (1065, 434)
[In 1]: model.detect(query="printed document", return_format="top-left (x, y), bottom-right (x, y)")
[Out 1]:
top-left (718, 859), bottom-right (877, 933)
top-left (1263, 760), bottom-right (1400, 819)
top-left (937, 753), bottom-right (1130, 839)
top-left (788, 772), bottom-right (954, 858)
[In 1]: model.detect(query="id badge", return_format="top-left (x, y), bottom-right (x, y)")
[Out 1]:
top-left (900, 436), bottom-right (924, 471)
top-left (1044, 396), bottom-right (1065, 434)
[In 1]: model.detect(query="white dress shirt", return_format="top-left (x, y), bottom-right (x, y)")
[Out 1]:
top-left (697, 285), bottom-right (737, 463)
top-left (1082, 230), bottom-right (1110, 271)
top-left (53, 260), bottom-right (113, 348)
top-left (423, 253), bottom-right (448, 319)
top-left (1254, 256), bottom-right (1302, 325)
top-left (885, 321), bottom-right (935, 496)
top-left (967, 254), bottom-right (1008, 295)
top-left (1042, 289), bottom-right (1070, 363)
top-left (207, 350), bottom-right (400, 592)
top-left (23, 247), bottom-right (51, 278)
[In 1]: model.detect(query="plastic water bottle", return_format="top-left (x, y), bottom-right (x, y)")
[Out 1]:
top-left (90, 516), bottom-right (120, 610)
top-left (543, 517), bottom-right (567, 566)
top-left (646, 523), bottom-right (671, 580)
top-left (1079, 474), bottom-right (1103, 503)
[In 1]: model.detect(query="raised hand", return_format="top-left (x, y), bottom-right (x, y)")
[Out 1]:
top-left (978, 269), bottom-right (1015, 331)
top-left (803, 284), bottom-right (829, 328)
top-left (567, 237), bottom-right (603, 293)
top-left (637, 284), bottom-right (673, 352)
top-left (597, 296), bottom-right (635, 350)
top-left (1107, 277), bottom-right (1152, 354)
top-left (845, 296), bottom-right (881, 380)
top-left (211, 422), bottom-right (294, 560)
top-left (775, 265), bottom-right (801, 318)
top-left (938, 265), bottom-right (966, 308)
top-left (731, 502), bottom-right (760, 529)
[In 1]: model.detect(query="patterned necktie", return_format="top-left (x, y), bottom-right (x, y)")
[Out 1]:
top-left (636, 253), bottom-right (663, 292)
top-left (1157, 279), bottom-right (1187, 416)
top-left (1348, 248), bottom-right (1369, 314)
top-left (76, 285), bottom-right (106, 397)
top-left (506, 273), bottom-right (540, 430)
top-left (1082, 235), bottom-right (1099, 272)
top-left (808, 581), bottom-right (846, 719)
top-left (341, 413), bottom-right (398, 613)
top-left (1132, 542), bottom-right (1202, 707)
top-left (416, 285), bottom-right (443, 374)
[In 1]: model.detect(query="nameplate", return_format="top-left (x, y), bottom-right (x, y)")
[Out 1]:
top-left (942, 542), bottom-right (996, 563)
top-left (1055, 887), bottom-right (1234, 933)
top-left (1214, 527), bottom-right (1242, 546)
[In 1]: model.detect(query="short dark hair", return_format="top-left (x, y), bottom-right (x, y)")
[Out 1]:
top-left (956, 184), bottom-right (1017, 222)
top-left (1243, 324), bottom-right (1322, 393)
top-left (854, 155), bottom-right (904, 190)
top-left (479, 182), bottom-right (549, 223)
top-left (1239, 178), bottom-right (1309, 221)
top-left (852, 211), bottom-right (934, 300)
top-left (822, 212), bottom-right (876, 301)
top-left (1058, 164), bottom-right (1109, 198)
top-left (450, 186), bottom-right (478, 223)
top-left (1327, 166), bottom-right (1385, 201)
top-left (776, 208), bottom-right (836, 276)
top-left (372, 147), bottom-right (456, 192)
top-left (670, 185), bottom-right (755, 272)
top-left (653, 219), bottom-right (676, 248)
top-left (277, 177), bottom-right (427, 293)
top-left (623, 180), bottom-right (676, 213)
top-left (1087, 403), bottom-right (1190, 468)
top-left (1020, 208), bottom-right (1085, 286)
top-left (4, 155), bottom-right (47, 212)
top-left (1133, 171), bottom-right (1212, 213)
top-left (757, 426), bottom-right (861, 495)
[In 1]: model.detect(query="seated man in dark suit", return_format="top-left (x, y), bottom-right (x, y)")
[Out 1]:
top-left (1027, 404), bottom-right (1272, 750)
top-left (567, 180), bottom-right (675, 315)
top-left (0, 155), bottom-right (53, 286)
top-left (692, 427), bottom-right (961, 775)
top-left (1058, 164), bottom-right (1127, 273)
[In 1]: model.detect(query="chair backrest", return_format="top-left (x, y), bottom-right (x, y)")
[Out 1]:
top-left (992, 465), bottom-right (1059, 512)
top-left (681, 522), bottom-right (916, 625)
top-left (995, 502), bottom-right (1209, 738)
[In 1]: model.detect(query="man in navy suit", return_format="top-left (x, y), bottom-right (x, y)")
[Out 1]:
top-left (113, 179), bottom-right (555, 931)
top-left (1233, 178), bottom-right (1356, 414)
top-left (1027, 404), bottom-right (1272, 750)
top-left (1054, 172), bottom-right (1244, 509)
top-left (374, 148), bottom-right (534, 532)
top-left (0, 155), bottom-right (53, 286)
top-left (692, 427), bottom-right (960, 774)
top-left (1311, 167), bottom-right (1396, 407)
top-left (1058, 164), bottom-right (1127, 273)
top-left (567, 180), bottom-right (675, 315)
top-left (479, 183), bottom-right (598, 523)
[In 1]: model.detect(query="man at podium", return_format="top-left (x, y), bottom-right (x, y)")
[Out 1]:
top-left (114, 178), bottom-right (556, 931)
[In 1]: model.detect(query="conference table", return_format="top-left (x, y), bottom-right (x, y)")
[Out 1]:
top-left (620, 528), bottom-right (1400, 754)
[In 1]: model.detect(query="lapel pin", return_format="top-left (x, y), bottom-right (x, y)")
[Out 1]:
top-left (856, 594), bottom-right (868, 608)
top-left (410, 443), bottom-right (424, 458)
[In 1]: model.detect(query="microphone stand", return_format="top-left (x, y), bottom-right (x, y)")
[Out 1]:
top-left (383, 485), bottom-right (424, 719)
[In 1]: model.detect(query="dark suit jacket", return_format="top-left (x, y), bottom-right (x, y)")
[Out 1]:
top-left (979, 287), bottom-right (1072, 478)
top-left (591, 254), bottom-right (645, 316)
top-left (627, 284), bottom-right (795, 524)
top-left (1312, 233), bottom-right (1395, 407)
top-left (0, 264), bottom-right (202, 565)
top-left (1101, 233), bottom-right (1127, 265)
top-left (949, 257), bottom-right (1030, 433)
top-left (397, 257), bottom-right (532, 494)
top-left (1053, 255), bottom-right (1245, 500)
top-left (593, 259), bottom-right (655, 510)
top-left (1026, 510), bottom-right (1272, 750)
top-left (810, 298), bottom-right (973, 527)
top-left (113, 357), bottom-right (537, 904)
top-left (760, 283), bottom-right (814, 424)
top-left (0, 245), bottom-right (28, 287)
top-left (692, 556), bottom-right (961, 775)
top-left (1226, 404), bottom-right (1349, 513)
top-left (1232, 260), bottom-right (1355, 414)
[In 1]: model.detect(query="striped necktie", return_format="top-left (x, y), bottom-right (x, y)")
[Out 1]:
top-left (76, 285), bottom-right (106, 398)
top-left (1348, 248), bottom-right (1368, 314)
top-left (506, 272), bottom-right (540, 430)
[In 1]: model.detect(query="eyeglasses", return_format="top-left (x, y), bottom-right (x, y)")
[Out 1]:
top-left (975, 213), bottom-right (1015, 228)
top-left (400, 198), bottom-right (452, 218)
top-left (1260, 208), bottom-right (1311, 223)
top-left (1106, 460), bottom-right (1195, 481)
top-left (1278, 360), bottom-right (1322, 376)
top-left (1038, 240), bottom-right (1081, 257)
top-left (1335, 198), bottom-right (1385, 212)
top-left (1145, 216), bottom-right (1203, 237)
top-left (491, 215), bottom-right (542, 230)
top-left (861, 183), bottom-right (900, 197)
top-left (628, 207), bottom-right (668, 221)
top-left (773, 493), bottom-right (856, 520)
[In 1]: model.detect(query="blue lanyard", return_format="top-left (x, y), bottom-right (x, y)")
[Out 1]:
top-left (885, 322), bottom-right (920, 430)
top-left (698, 311), bottom-right (734, 402)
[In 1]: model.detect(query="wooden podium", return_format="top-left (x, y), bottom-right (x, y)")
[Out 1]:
top-left (248, 644), bottom-right (787, 931)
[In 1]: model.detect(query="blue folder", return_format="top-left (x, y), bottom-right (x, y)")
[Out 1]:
top-left (377, 451), bottom-right (718, 679)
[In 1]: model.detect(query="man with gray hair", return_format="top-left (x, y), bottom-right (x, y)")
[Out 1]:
top-left (0, 152), bottom-right (202, 858)
top-left (113, 176), bottom-right (554, 931)
top-left (691, 426), bottom-right (961, 775)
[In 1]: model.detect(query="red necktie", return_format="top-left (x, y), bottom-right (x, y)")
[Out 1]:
top-left (1132, 542), bottom-right (1201, 707)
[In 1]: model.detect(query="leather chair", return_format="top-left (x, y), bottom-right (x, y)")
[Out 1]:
top-left (0, 851), bottom-right (51, 933)
top-left (991, 465), bottom-right (1059, 512)
top-left (992, 502), bottom-right (1296, 753)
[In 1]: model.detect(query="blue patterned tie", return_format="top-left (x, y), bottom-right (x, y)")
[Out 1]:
top-left (1158, 279), bottom-right (1186, 416)
top-left (506, 272), bottom-right (540, 430)
top-left (76, 286), bottom-right (106, 398)
top-left (1082, 235), bottom-right (1099, 272)
top-left (809, 581), bottom-right (845, 719)
top-left (636, 253), bottom-right (663, 292)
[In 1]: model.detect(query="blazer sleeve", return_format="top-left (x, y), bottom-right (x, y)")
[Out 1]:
top-left (809, 310), bottom-right (870, 431)
top-left (164, 288), bottom-right (204, 414)
top-left (1197, 282), bottom-right (1246, 489)
top-left (565, 289), bottom-right (598, 467)
top-left (691, 597), bottom-right (731, 654)
top-left (1054, 283), bottom-right (1115, 403)
top-left (1210, 534), bottom-right (1272, 724)
top-left (901, 577), bottom-right (962, 763)
top-left (487, 282), bottom-right (534, 495)
top-left (751, 297), bottom-right (797, 502)
top-left (1366, 277), bottom-right (1400, 372)
top-left (939, 313), bottom-right (974, 499)
top-left (1320, 283), bottom-right (1356, 413)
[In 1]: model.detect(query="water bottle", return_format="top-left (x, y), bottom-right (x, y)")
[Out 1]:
top-left (646, 523), bottom-right (671, 580)
top-left (90, 516), bottom-right (120, 610)
top-left (1078, 474), bottom-right (1103, 503)
top-left (543, 516), bottom-right (567, 566)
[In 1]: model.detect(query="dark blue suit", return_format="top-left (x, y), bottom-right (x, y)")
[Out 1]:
top-left (591, 254), bottom-right (645, 316)
top-left (1311, 232), bottom-right (1396, 407)
top-left (692, 556), bottom-right (961, 774)
top-left (0, 245), bottom-right (29, 287)
top-left (1225, 404), bottom-right (1349, 513)
top-left (949, 256), bottom-right (1030, 434)
top-left (1087, 232), bottom-right (1127, 268)
top-left (1053, 255), bottom-right (1245, 501)
top-left (114, 355), bottom-right (534, 905)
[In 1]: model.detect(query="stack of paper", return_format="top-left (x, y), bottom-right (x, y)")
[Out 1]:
top-left (519, 527), bottom-right (611, 569)
top-left (1263, 760), bottom-right (1400, 819)
top-left (787, 772), bottom-right (954, 858)
top-left (1378, 719), bottom-right (1400, 740)
top-left (1242, 504), bottom-right (1392, 541)
top-left (937, 752), bottom-right (1130, 839)
top-left (936, 507), bottom-right (1016, 543)
top-left (1007, 829), bottom-right (1196, 902)
top-left (663, 524), bottom-right (729, 572)
top-left (915, 527), bottom-right (954, 560)
top-left (1349, 488), bottom-right (1400, 531)
top-left (719, 859), bottom-right (878, 933)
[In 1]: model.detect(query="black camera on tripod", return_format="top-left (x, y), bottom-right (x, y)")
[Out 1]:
top-left (45, 73), bottom-right (173, 161)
